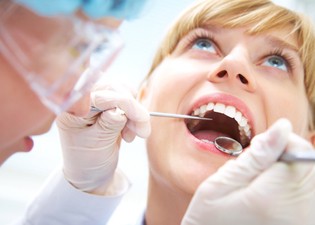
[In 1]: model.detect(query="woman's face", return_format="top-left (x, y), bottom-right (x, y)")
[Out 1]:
top-left (142, 25), bottom-right (310, 195)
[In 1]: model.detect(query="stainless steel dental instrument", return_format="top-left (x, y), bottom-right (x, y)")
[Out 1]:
top-left (210, 136), bottom-right (315, 163)
top-left (279, 151), bottom-right (315, 162)
top-left (149, 112), bottom-right (212, 121)
top-left (214, 137), bottom-right (243, 156)
top-left (90, 106), bottom-right (212, 121)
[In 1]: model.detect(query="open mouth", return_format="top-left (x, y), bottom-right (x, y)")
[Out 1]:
top-left (186, 102), bottom-right (252, 149)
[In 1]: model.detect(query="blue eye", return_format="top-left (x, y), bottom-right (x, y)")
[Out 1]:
top-left (263, 56), bottom-right (288, 71)
top-left (192, 39), bottom-right (216, 53)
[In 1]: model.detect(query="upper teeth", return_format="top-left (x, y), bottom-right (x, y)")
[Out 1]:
top-left (192, 102), bottom-right (252, 144)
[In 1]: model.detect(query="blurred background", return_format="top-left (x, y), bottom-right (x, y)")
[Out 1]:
top-left (1, 0), bottom-right (314, 224)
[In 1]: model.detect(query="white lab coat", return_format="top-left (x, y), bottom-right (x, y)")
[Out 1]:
top-left (134, 212), bottom-right (145, 225)
top-left (10, 168), bottom-right (130, 225)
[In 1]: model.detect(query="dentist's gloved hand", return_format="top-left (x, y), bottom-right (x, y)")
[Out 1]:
top-left (57, 82), bottom-right (151, 194)
top-left (182, 119), bottom-right (315, 225)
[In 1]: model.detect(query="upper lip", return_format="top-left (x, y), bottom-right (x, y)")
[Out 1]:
top-left (184, 93), bottom-right (255, 147)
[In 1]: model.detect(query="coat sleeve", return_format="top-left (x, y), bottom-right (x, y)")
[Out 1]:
top-left (11, 168), bottom-right (130, 225)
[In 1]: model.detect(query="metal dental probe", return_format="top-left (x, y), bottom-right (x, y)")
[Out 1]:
top-left (90, 106), bottom-right (212, 121)
top-left (149, 112), bottom-right (212, 121)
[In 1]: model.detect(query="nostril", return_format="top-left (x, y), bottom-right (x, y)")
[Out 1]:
top-left (237, 74), bottom-right (248, 84)
top-left (217, 70), bottom-right (227, 78)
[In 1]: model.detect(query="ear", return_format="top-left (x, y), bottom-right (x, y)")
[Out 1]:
top-left (309, 131), bottom-right (315, 147)
top-left (137, 80), bottom-right (150, 104)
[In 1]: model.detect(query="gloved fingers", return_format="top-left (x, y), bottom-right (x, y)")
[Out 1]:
top-left (280, 133), bottom-right (315, 185)
top-left (247, 142), bottom-right (315, 210)
top-left (198, 118), bottom-right (292, 199)
top-left (91, 87), bottom-right (150, 123)
top-left (90, 81), bottom-right (151, 136)
top-left (286, 132), bottom-right (314, 153)
top-left (239, 118), bottom-right (292, 169)
top-left (56, 111), bottom-right (97, 130)
top-left (121, 127), bottom-right (136, 143)
top-left (120, 120), bottom-right (151, 142)
top-left (97, 107), bottom-right (128, 134)
top-left (120, 118), bottom-right (152, 142)
top-left (125, 119), bottom-right (151, 138)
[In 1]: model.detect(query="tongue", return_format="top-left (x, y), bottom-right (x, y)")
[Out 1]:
top-left (193, 130), bottom-right (229, 142)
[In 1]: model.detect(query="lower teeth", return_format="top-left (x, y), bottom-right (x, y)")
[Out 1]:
top-left (200, 139), bottom-right (214, 144)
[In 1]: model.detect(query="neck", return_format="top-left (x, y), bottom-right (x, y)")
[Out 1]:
top-left (145, 175), bottom-right (192, 225)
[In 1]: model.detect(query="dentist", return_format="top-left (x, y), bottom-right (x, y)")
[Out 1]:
top-left (0, 0), bottom-right (150, 224)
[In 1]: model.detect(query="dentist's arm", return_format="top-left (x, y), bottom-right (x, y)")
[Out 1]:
top-left (57, 82), bottom-right (151, 195)
top-left (182, 119), bottom-right (315, 225)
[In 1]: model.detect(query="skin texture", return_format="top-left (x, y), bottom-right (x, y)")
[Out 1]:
top-left (140, 26), bottom-right (314, 225)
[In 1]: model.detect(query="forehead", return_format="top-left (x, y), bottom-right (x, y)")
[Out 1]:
top-left (260, 27), bottom-right (299, 51)
top-left (171, 0), bottom-right (302, 50)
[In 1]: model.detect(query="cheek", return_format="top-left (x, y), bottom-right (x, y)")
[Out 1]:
top-left (0, 70), bottom-right (56, 146)
top-left (146, 59), bottom-right (201, 111)
top-left (146, 118), bottom-right (226, 195)
top-left (146, 126), bottom-right (200, 195)
top-left (263, 83), bottom-right (309, 135)
top-left (9, 97), bottom-right (55, 134)
top-left (285, 97), bottom-right (309, 135)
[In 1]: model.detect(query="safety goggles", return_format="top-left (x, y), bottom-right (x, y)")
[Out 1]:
top-left (0, 1), bottom-right (123, 114)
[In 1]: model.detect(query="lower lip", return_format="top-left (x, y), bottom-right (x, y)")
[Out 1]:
top-left (185, 129), bottom-right (234, 157)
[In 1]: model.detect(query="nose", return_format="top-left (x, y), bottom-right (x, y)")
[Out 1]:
top-left (207, 47), bottom-right (257, 92)
top-left (66, 93), bottom-right (91, 117)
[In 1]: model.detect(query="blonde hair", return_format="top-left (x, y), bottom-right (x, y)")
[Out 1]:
top-left (146, 0), bottom-right (315, 129)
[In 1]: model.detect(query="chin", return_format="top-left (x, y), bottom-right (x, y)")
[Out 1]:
top-left (0, 145), bottom-right (25, 165)
top-left (175, 168), bottom-right (212, 196)
top-left (32, 117), bottom-right (55, 135)
top-left (0, 135), bottom-right (35, 164)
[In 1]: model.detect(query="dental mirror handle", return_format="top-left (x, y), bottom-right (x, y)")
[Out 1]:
top-left (279, 151), bottom-right (315, 163)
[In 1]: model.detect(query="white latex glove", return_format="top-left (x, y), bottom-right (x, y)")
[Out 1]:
top-left (57, 82), bottom-right (151, 194)
top-left (182, 118), bottom-right (315, 225)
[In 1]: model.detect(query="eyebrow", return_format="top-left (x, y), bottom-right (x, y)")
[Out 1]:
top-left (202, 24), bottom-right (222, 34)
top-left (264, 35), bottom-right (299, 53)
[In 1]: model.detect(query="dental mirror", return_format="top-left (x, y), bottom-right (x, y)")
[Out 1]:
top-left (213, 136), bottom-right (315, 163)
top-left (214, 137), bottom-right (243, 156)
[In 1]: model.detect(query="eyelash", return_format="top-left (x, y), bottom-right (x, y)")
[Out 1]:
top-left (266, 49), bottom-right (296, 72)
top-left (184, 29), bottom-right (218, 53)
top-left (181, 29), bottom-right (297, 73)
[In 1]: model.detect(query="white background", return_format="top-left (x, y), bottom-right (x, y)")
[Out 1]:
top-left (0, 0), bottom-right (313, 224)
